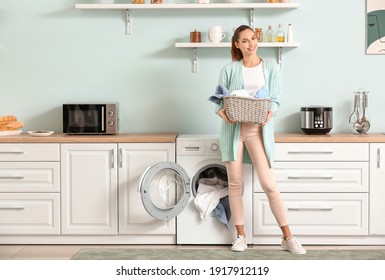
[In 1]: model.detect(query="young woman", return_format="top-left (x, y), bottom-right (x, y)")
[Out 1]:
top-left (215, 25), bottom-right (306, 254)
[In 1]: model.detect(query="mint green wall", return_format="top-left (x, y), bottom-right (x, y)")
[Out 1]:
top-left (1, 1), bottom-right (384, 134)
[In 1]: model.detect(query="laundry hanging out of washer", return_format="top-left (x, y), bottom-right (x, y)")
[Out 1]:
top-left (193, 177), bottom-right (231, 228)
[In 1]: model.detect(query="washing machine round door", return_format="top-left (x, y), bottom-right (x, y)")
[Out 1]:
top-left (138, 161), bottom-right (190, 221)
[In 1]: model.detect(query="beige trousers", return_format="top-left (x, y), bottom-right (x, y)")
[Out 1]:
top-left (225, 123), bottom-right (288, 227)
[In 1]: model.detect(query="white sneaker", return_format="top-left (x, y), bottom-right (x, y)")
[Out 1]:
top-left (281, 236), bottom-right (306, 254)
top-left (231, 235), bottom-right (247, 252)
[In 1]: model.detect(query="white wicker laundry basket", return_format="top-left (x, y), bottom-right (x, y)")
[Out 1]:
top-left (223, 96), bottom-right (270, 124)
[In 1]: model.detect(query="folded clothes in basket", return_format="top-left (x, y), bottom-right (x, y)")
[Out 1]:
top-left (209, 85), bottom-right (270, 105)
top-left (230, 89), bottom-right (249, 97)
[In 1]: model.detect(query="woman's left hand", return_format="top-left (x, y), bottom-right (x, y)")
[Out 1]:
top-left (262, 110), bottom-right (273, 126)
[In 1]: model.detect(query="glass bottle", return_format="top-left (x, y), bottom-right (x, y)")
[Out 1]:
top-left (276, 23), bottom-right (285, 42)
top-left (255, 28), bottom-right (263, 42)
top-left (265, 25), bottom-right (275, 42)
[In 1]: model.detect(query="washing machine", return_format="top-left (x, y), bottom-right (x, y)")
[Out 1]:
top-left (137, 135), bottom-right (253, 245)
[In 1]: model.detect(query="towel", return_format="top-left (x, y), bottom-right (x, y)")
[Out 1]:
top-left (208, 85), bottom-right (230, 105)
top-left (255, 86), bottom-right (269, 98)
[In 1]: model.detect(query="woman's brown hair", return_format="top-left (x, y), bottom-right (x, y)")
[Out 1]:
top-left (231, 25), bottom-right (255, 61)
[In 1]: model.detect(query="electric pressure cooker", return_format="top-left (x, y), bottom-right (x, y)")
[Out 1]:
top-left (300, 106), bottom-right (333, 135)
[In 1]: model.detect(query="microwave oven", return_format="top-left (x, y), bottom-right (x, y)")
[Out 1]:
top-left (62, 103), bottom-right (118, 134)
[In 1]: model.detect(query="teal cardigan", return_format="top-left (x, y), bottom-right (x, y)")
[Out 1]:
top-left (215, 59), bottom-right (283, 167)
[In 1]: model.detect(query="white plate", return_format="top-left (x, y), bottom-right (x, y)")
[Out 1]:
top-left (0, 130), bottom-right (22, 136)
top-left (28, 130), bottom-right (54, 137)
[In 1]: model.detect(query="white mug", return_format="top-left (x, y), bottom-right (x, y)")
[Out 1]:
top-left (208, 32), bottom-right (226, 43)
top-left (208, 26), bottom-right (224, 33)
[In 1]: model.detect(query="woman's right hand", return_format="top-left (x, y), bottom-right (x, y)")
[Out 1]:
top-left (218, 108), bottom-right (236, 124)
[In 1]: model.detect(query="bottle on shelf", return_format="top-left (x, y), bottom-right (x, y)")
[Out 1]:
top-left (276, 23), bottom-right (285, 42)
top-left (265, 25), bottom-right (275, 42)
top-left (287, 23), bottom-right (294, 42)
top-left (255, 28), bottom-right (263, 42)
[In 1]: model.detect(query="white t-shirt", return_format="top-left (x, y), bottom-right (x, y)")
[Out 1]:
top-left (242, 62), bottom-right (266, 97)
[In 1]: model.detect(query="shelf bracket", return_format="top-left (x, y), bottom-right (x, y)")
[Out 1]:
top-left (126, 9), bottom-right (131, 35)
top-left (278, 47), bottom-right (283, 68)
top-left (249, 8), bottom-right (254, 29)
top-left (192, 48), bottom-right (198, 73)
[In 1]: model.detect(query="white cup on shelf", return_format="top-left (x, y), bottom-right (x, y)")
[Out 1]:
top-left (208, 26), bottom-right (224, 33)
top-left (208, 31), bottom-right (226, 43)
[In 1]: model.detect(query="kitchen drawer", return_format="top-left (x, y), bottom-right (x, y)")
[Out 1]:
top-left (253, 193), bottom-right (368, 236)
top-left (275, 143), bottom-right (369, 162)
top-left (0, 144), bottom-right (59, 161)
top-left (0, 162), bottom-right (60, 192)
top-left (254, 162), bottom-right (368, 193)
top-left (0, 193), bottom-right (60, 234)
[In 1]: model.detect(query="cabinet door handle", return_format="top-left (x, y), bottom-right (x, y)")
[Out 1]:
top-left (377, 148), bottom-right (381, 168)
top-left (111, 149), bottom-right (115, 169)
top-left (0, 175), bottom-right (25, 180)
top-left (288, 176), bottom-right (334, 180)
top-left (288, 151), bottom-right (333, 154)
top-left (119, 148), bottom-right (123, 168)
top-left (0, 150), bottom-right (25, 154)
top-left (288, 206), bottom-right (333, 211)
top-left (0, 205), bottom-right (25, 210)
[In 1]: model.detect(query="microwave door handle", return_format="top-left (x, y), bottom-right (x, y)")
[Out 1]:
top-left (101, 106), bottom-right (105, 132)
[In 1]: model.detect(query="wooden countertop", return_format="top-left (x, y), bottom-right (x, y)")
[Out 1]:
top-left (275, 132), bottom-right (385, 143)
top-left (0, 133), bottom-right (178, 143)
top-left (1, 132), bottom-right (385, 143)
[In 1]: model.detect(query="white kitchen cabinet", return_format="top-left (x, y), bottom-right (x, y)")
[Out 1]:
top-left (61, 144), bottom-right (118, 235)
top-left (253, 143), bottom-right (369, 240)
top-left (60, 142), bottom-right (176, 241)
top-left (0, 162), bottom-right (60, 193)
top-left (0, 143), bottom-right (61, 235)
top-left (274, 143), bottom-right (369, 162)
top-left (369, 143), bottom-right (385, 235)
top-left (0, 143), bottom-right (59, 161)
top-left (118, 143), bottom-right (176, 242)
top-left (0, 193), bottom-right (60, 235)
top-left (254, 193), bottom-right (368, 236)
top-left (256, 162), bottom-right (368, 193)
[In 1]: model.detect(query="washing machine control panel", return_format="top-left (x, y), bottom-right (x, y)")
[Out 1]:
top-left (177, 137), bottom-right (221, 156)
top-left (210, 143), bottom-right (219, 152)
top-left (205, 139), bottom-right (221, 156)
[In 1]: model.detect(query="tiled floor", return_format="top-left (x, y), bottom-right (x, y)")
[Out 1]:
top-left (1, 244), bottom-right (385, 260)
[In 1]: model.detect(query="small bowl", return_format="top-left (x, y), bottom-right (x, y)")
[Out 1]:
top-left (28, 130), bottom-right (54, 137)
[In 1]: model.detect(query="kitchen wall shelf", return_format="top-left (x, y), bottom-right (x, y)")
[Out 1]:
top-left (75, 3), bottom-right (301, 10)
top-left (75, 3), bottom-right (300, 34)
top-left (175, 42), bottom-right (300, 72)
